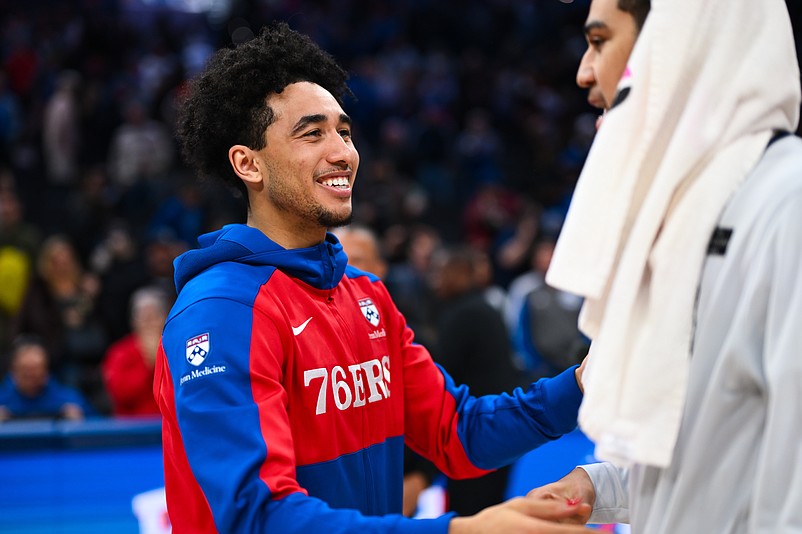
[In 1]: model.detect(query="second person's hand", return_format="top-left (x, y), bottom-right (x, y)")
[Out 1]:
top-left (448, 495), bottom-right (595, 533)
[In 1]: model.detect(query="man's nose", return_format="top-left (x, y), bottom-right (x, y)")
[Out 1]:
top-left (326, 134), bottom-right (357, 165)
top-left (576, 51), bottom-right (595, 89)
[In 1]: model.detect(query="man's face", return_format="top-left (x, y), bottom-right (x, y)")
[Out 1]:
top-left (132, 299), bottom-right (168, 337)
top-left (257, 82), bottom-right (359, 232)
top-left (12, 346), bottom-right (49, 398)
top-left (337, 230), bottom-right (388, 279)
top-left (577, 0), bottom-right (639, 113)
top-left (429, 254), bottom-right (473, 300)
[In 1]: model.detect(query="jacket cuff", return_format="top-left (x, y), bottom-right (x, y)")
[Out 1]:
top-left (538, 365), bottom-right (583, 434)
top-left (402, 512), bottom-right (454, 533)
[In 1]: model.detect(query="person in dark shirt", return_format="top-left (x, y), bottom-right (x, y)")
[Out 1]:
top-left (429, 245), bottom-right (524, 516)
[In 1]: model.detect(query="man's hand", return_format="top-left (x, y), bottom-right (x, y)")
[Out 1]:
top-left (60, 403), bottom-right (85, 421)
top-left (574, 355), bottom-right (589, 393)
top-left (448, 496), bottom-right (595, 533)
top-left (402, 472), bottom-right (430, 517)
top-left (526, 468), bottom-right (596, 525)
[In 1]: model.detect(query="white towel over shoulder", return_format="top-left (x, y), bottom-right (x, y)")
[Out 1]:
top-left (546, 0), bottom-right (800, 467)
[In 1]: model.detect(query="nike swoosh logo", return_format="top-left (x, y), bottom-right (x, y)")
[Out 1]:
top-left (292, 317), bottom-right (313, 336)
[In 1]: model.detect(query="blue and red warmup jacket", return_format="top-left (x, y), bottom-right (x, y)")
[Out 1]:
top-left (154, 224), bottom-right (582, 533)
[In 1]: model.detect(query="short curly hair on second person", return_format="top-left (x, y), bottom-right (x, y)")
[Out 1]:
top-left (176, 22), bottom-right (353, 201)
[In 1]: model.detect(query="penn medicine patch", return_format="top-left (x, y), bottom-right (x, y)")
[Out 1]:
top-left (359, 298), bottom-right (380, 327)
top-left (186, 333), bottom-right (210, 366)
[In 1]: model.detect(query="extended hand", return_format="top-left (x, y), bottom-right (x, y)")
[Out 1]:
top-left (448, 495), bottom-right (595, 533)
top-left (574, 355), bottom-right (589, 393)
top-left (526, 468), bottom-right (595, 525)
top-left (402, 472), bottom-right (430, 517)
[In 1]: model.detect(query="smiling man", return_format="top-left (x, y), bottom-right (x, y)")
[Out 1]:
top-left (154, 22), bottom-right (594, 534)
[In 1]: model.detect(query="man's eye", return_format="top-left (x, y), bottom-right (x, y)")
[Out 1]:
top-left (589, 37), bottom-right (604, 49)
top-left (339, 129), bottom-right (352, 138)
top-left (303, 129), bottom-right (322, 137)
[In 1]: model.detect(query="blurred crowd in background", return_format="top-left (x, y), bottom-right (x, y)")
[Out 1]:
top-left (0, 0), bottom-right (800, 421)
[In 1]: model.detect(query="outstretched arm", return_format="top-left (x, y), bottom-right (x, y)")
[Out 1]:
top-left (450, 497), bottom-right (595, 533)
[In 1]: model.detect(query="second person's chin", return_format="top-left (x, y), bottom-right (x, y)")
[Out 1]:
top-left (595, 110), bottom-right (606, 130)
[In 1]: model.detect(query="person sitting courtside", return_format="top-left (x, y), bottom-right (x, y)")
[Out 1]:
top-left (0, 335), bottom-right (92, 422)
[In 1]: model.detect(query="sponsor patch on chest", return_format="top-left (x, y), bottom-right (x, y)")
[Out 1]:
top-left (358, 298), bottom-right (380, 327)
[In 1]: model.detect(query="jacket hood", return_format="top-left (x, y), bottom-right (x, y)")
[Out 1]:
top-left (173, 224), bottom-right (348, 293)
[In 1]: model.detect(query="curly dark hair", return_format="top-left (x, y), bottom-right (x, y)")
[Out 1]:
top-left (176, 22), bottom-right (352, 201)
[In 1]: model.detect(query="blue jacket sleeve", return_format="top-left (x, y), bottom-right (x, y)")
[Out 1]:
top-left (397, 301), bottom-right (582, 476)
top-left (446, 364), bottom-right (582, 470)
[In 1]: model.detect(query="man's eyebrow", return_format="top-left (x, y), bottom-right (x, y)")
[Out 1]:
top-left (584, 20), bottom-right (609, 34)
top-left (290, 114), bottom-right (327, 136)
top-left (290, 113), bottom-right (352, 136)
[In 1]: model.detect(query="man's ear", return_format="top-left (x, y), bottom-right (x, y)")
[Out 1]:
top-left (229, 145), bottom-right (263, 185)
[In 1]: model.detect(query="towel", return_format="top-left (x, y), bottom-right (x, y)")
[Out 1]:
top-left (546, 0), bottom-right (801, 467)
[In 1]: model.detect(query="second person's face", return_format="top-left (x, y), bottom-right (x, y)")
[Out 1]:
top-left (576, 0), bottom-right (639, 113)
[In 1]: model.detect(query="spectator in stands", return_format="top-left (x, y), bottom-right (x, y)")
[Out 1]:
top-left (0, 175), bottom-right (40, 260)
top-left (107, 96), bottom-right (175, 233)
top-left (0, 335), bottom-right (91, 422)
top-left (102, 286), bottom-right (170, 417)
top-left (507, 237), bottom-right (585, 379)
top-left (0, 183), bottom-right (40, 366)
top-left (63, 165), bottom-right (115, 262)
top-left (332, 224), bottom-right (388, 277)
top-left (13, 235), bottom-right (108, 410)
top-left (428, 245), bottom-right (524, 516)
top-left (471, 246), bottom-right (508, 313)
top-left (454, 108), bottom-right (503, 201)
top-left (382, 223), bottom-right (442, 349)
top-left (91, 222), bottom-right (152, 342)
top-left (107, 97), bottom-right (174, 190)
top-left (493, 201), bottom-right (542, 290)
top-left (147, 176), bottom-right (208, 248)
top-left (142, 235), bottom-right (185, 300)
top-left (42, 70), bottom-right (82, 186)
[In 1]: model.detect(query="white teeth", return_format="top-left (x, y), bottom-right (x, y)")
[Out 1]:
top-left (321, 177), bottom-right (350, 188)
